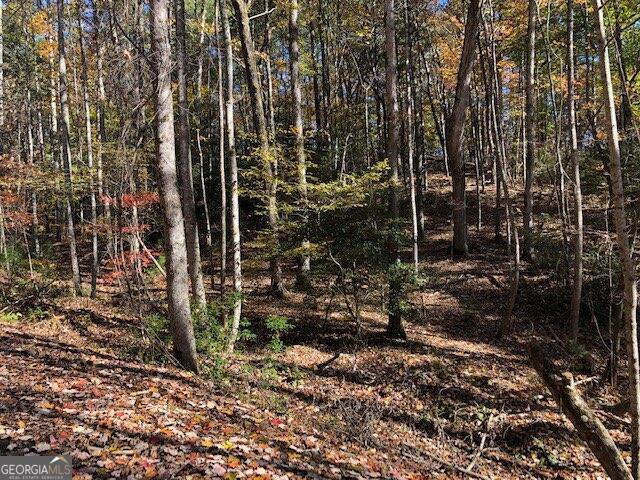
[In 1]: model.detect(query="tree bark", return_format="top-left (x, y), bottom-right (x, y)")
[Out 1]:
top-left (215, 0), bottom-right (227, 299)
top-left (57, 0), bottom-right (83, 297)
top-left (593, 0), bottom-right (640, 475)
top-left (221, 0), bottom-right (243, 353)
top-left (445, 0), bottom-right (481, 257)
top-left (567, 0), bottom-right (583, 342)
top-left (404, 0), bottom-right (418, 274)
top-left (232, 0), bottom-right (284, 297)
top-left (175, 0), bottom-right (207, 308)
top-left (78, 2), bottom-right (99, 298)
top-left (384, 0), bottom-right (405, 339)
top-left (523, 0), bottom-right (537, 260)
top-left (529, 343), bottom-right (632, 480)
top-left (289, 0), bottom-right (311, 290)
top-left (150, 0), bottom-right (199, 373)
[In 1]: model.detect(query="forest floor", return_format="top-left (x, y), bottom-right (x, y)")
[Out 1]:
top-left (0, 174), bottom-right (627, 479)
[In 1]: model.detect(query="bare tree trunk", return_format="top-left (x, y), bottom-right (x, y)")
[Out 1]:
top-left (26, 90), bottom-right (40, 257)
top-left (193, 3), bottom-right (213, 290)
top-left (222, 0), bottom-right (243, 353)
top-left (150, 0), bottom-right (199, 373)
top-left (94, 5), bottom-right (112, 257)
top-left (523, 0), bottom-right (537, 260)
top-left (232, 0), bottom-right (284, 297)
top-left (215, 0), bottom-right (227, 300)
top-left (446, 0), bottom-right (481, 257)
top-left (78, 2), bottom-right (98, 298)
top-left (57, 0), bottom-right (82, 297)
top-left (593, 0), bottom-right (640, 475)
top-left (290, 0), bottom-right (311, 290)
top-left (404, 0), bottom-right (418, 273)
top-left (263, 0), bottom-right (276, 141)
top-left (384, 0), bottom-right (405, 339)
top-left (529, 343), bottom-right (633, 480)
top-left (175, 0), bottom-right (207, 308)
top-left (567, 0), bottom-right (583, 342)
top-left (0, 201), bottom-right (8, 275)
top-left (497, 136), bottom-right (521, 336)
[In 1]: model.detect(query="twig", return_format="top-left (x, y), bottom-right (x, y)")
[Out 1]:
top-left (136, 233), bottom-right (166, 277)
top-left (249, 7), bottom-right (275, 21)
top-left (400, 444), bottom-right (492, 480)
top-left (465, 431), bottom-right (488, 474)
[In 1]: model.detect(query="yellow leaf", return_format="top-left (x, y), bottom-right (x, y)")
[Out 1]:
top-left (220, 440), bottom-right (235, 452)
top-left (201, 438), bottom-right (215, 448)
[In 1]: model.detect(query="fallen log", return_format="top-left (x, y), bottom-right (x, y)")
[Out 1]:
top-left (529, 342), bottom-right (632, 480)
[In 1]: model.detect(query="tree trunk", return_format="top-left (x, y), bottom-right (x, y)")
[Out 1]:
top-left (150, 0), bottom-right (199, 373)
top-left (523, 0), bottom-right (537, 260)
top-left (529, 343), bottom-right (633, 480)
top-left (593, 0), bottom-right (640, 475)
top-left (57, 0), bottom-right (83, 297)
top-left (175, 0), bottom-right (207, 308)
top-left (26, 90), bottom-right (40, 257)
top-left (78, 3), bottom-right (99, 298)
top-left (384, 0), bottom-right (405, 339)
top-left (215, 0), bottom-right (227, 300)
top-left (289, 0), bottom-right (311, 290)
top-left (222, 0), bottom-right (243, 353)
top-left (232, 0), bottom-right (284, 297)
top-left (567, 0), bottom-right (583, 342)
top-left (445, 0), bottom-right (481, 257)
top-left (404, 0), bottom-right (418, 273)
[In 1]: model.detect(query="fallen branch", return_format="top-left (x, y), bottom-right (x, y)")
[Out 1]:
top-left (400, 444), bottom-right (491, 480)
top-left (529, 342), bottom-right (632, 480)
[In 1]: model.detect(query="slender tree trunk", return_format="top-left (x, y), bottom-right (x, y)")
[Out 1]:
top-left (446, 0), bottom-right (481, 257)
top-left (404, 0), bottom-right (418, 273)
top-left (0, 201), bottom-right (8, 275)
top-left (263, 0), bottom-right (276, 141)
top-left (175, 0), bottom-right (207, 308)
top-left (26, 90), bottom-right (40, 257)
top-left (215, 0), bottom-right (227, 299)
top-left (57, 0), bottom-right (82, 296)
top-left (193, 3), bottom-right (213, 290)
top-left (523, 0), bottom-right (537, 260)
top-left (94, 5), bottom-right (112, 256)
top-left (232, 0), bottom-right (284, 297)
top-left (593, 0), bottom-right (640, 475)
top-left (78, 3), bottom-right (98, 298)
top-left (150, 0), bottom-right (199, 373)
top-left (384, 0), bottom-right (405, 339)
top-left (290, 0), bottom-right (311, 289)
top-left (222, 0), bottom-right (243, 353)
top-left (309, 22), bottom-right (323, 135)
top-left (567, 0), bottom-right (583, 342)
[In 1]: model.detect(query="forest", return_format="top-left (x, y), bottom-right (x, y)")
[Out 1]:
top-left (0, 0), bottom-right (639, 477)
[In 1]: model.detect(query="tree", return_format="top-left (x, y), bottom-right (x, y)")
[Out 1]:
top-left (150, 0), bottom-right (199, 373)
top-left (174, 0), bottom-right (206, 308)
top-left (77, 0), bottom-right (98, 298)
top-left (384, 0), bottom-right (405, 339)
top-left (404, 0), bottom-right (419, 274)
top-left (522, 0), bottom-right (537, 260)
top-left (567, 0), bottom-right (583, 342)
top-left (232, 0), bottom-right (284, 297)
top-left (57, 0), bottom-right (82, 296)
top-left (222, 0), bottom-right (243, 353)
top-left (445, 0), bottom-right (482, 257)
top-left (289, 0), bottom-right (311, 290)
top-left (593, 0), bottom-right (640, 475)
